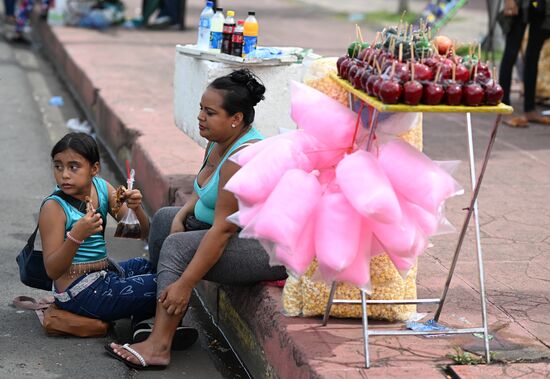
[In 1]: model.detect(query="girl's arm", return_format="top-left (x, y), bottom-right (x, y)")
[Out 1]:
top-left (159, 159), bottom-right (241, 315)
top-left (40, 200), bottom-right (103, 280)
top-left (107, 182), bottom-right (150, 239)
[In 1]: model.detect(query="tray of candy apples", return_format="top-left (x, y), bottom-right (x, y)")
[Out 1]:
top-left (334, 26), bottom-right (513, 114)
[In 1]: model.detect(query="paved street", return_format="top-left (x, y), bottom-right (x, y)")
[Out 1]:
top-left (1, 0), bottom-right (550, 377)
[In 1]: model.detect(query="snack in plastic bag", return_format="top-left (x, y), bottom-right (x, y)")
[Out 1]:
top-left (291, 81), bottom-right (357, 151)
top-left (114, 171), bottom-right (141, 239)
top-left (240, 169), bottom-right (322, 250)
top-left (378, 139), bottom-right (463, 214)
top-left (336, 150), bottom-right (401, 224)
top-left (315, 188), bottom-right (362, 272)
top-left (225, 138), bottom-right (313, 204)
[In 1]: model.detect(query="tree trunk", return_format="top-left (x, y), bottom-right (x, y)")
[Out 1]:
top-left (398, 0), bottom-right (409, 13)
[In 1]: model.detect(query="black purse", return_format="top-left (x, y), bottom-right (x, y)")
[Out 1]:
top-left (16, 191), bottom-right (107, 291)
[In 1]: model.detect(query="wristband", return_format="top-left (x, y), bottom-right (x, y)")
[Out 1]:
top-left (66, 231), bottom-right (84, 245)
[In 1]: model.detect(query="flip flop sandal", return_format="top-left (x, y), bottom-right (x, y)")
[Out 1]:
top-left (503, 116), bottom-right (529, 128)
top-left (133, 324), bottom-right (199, 351)
top-left (526, 115), bottom-right (550, 125)
top-left (104, 343), bottom-right (167, 371)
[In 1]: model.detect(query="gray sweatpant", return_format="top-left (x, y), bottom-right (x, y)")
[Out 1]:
top-left (148, 207), bottom-right (287, 296)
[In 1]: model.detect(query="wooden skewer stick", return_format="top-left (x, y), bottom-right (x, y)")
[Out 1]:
top-left (452, 63), bottom-right (456, 82)
top-left (357, 25), bottom-right (365, 43)
top-left (434, 65), bottom-right (442, 83)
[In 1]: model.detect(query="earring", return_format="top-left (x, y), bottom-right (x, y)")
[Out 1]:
top-left (231, 123), bottom-right (236, 128)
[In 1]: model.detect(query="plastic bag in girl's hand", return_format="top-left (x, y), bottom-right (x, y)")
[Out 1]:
top-left (114, 209), bottom-right (141, 239)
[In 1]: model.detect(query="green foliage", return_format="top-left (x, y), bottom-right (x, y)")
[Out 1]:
top-left (363, 10), bottom-right (420, 24)
top-left (448, 347), bottom-right (496, 365)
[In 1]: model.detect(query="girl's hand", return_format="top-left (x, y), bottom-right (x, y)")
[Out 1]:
top-left (158, 280), bottom-right (193, 316)
top-left (504, 0), bottom-right (518, 16)
top-left (123, 188), bottom-right (143, 211)
top-left (72, 210), bottom-right (103, 241)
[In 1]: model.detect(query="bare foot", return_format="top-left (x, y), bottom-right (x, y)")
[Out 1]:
top-left (109, 341), bottom-right (171, 367)
top-left (524, 111), bottom-right (550, 125)
top-left (503, 115), bottom-right (528, 128)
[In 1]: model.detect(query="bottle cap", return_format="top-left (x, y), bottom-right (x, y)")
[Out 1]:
top-left (248, 11), bottom-right (256, 15)
top-left (227, 10), bottom-right (235, 17)
top-left (216, 7), bottom-right (223, 12)
top-left (237, 20), bottom-right (244, 25)
top-left (206, 1), bottom-right (213, 7)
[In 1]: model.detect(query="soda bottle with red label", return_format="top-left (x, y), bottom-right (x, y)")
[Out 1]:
top-left (220, 10), bottom-right (235, 55)
top-left (231, 20), bottom-right (245, 57)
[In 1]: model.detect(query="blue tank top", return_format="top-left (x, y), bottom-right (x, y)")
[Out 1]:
top-left (194, 127), bottom-right (263, 225)
top-left (46, 176), bottom-right (108, 263)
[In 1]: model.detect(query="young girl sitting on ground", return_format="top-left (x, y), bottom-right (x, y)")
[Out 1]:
top-left (39, 132), bottom-right (156, 322)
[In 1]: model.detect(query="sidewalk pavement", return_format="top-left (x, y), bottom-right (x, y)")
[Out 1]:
top-left (32, 0), bottom-right (550, 377)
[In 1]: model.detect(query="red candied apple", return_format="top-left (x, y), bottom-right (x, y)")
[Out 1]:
top-left (366, 74), bottom-right (379, 96)
top-left (403, 55), bottom-right (422, 105)
top-left (414, 62), bottom-right (433, 81)
top-left (360, 68), bottom-right (371, 91)
top-left (339, 57), bottom-right (353, 78)
top-left (394, 62), bottom-right (410, 82)
top-left (444, 64), bottom-right (463, 105)
top-left (373, 76), bottom-right (385, 98)
top-left (347, 62), bottom-right (359, 83)
top-left (439, 62), bottom-right (452, 80)
top-left (485, 83), bottom-right (503, 105)
top-left (463, 81), bottom-right (485, 106)
top-left (353, 65), bottom-right (366, 89)
top-left (444, 81), bottom-right (463, 105)
top-left (423, 82), bottom-right (445, 105)
top-left (379, 79), bottom-right (402, 104)
top-left (337, 55), bottom-right (348, 76)
top-left (403, 80), bottom-right (423, 105)
top-left (455, 63), bottom-right (470, 83)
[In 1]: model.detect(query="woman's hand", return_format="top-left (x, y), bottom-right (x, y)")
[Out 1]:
top-left (170, 210), bottom-right (187, 234)
top-left (504, 0), bottom-right (518, 16)
top-left (158, 280), bottom-right (193, 316)
top-left (123, 188), bottom-right (143, 211)
top-left (71, 210), bottom-right (103, 241)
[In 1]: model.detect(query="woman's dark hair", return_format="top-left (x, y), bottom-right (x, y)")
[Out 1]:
top-left (51, 132), bottom-right (100, 165)
top-left (209, 68), bottom-right (266, 126)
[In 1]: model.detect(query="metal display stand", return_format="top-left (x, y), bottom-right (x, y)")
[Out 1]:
top-left (322, 73), bottom-right (513, 368)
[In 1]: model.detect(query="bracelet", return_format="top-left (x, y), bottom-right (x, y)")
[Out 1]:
top-left (66, 231), bottom-right (84, 245)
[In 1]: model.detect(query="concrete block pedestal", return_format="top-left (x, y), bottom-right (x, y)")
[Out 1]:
top-left (174, 45), bottom-right (306, 146)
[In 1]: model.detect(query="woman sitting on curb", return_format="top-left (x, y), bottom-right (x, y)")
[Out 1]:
top-left (105, 69), bottom-right (287, 370)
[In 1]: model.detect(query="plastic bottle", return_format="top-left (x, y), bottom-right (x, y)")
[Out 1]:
top-left (243, 11), bottom-right (259, 57)
top-left (47, 0), bottom-right (67, 26)
top-left (209, 8), bottom-right (225, 53)
top-left (231, 20), bottom-right (245, 57)
top-left (197, 1), bottom-right (214, 50)
top-left (221, 10), bottom-right (236, 55)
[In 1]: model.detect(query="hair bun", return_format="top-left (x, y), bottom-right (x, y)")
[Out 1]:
top-left (229, 69), bottom-right (266, 106)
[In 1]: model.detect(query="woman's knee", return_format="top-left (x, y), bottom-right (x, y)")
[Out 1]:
top-left (151, 207), bottom-right (179, 231)
top-left (149, 207), bottom-right (180, 267)
top-left (157, 233), bottom-right (195, 273)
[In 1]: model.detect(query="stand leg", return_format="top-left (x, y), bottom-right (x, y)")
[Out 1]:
top-left (322, 282), bottom-right (338, 326)
top-left (465, 113), bottom-right (492, 363)
top-left (366, 109), bottom-right (379, 152)
top-left (361, 290), bottom-right (370, 368)
top-left (434, 114), bottom-right (502, 337)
